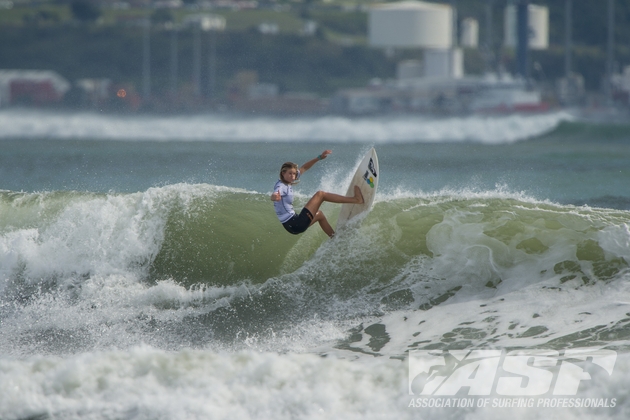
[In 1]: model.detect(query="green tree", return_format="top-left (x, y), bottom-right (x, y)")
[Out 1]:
top-left (70, 0), bottom-right (101, 22)
top-left (152, 9), bottom-right (174, 25)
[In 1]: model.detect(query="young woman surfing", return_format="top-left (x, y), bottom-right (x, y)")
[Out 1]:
top-left (271, 150), bottom-right (363, 238)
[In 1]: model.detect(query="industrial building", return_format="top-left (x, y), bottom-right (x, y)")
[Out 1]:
top-left (332, 0), bottom-right (551, 115)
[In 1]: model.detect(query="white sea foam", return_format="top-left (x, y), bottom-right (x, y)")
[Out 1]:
top-left (0, 109), bottom-right (573, 144)
top-left (0, 346), bottom-right (628, 420)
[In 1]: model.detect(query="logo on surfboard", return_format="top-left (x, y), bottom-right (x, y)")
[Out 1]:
top-left (368, 158), bottom-right (377, 178)
top-left (363, 170), bottom-right (375, 188)
top-left (363, 157), bottom-right (377, 188)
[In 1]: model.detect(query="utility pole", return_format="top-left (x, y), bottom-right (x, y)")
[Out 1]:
top-left (564, 0), bottom-right (572, 78)
top-left (193, 23), bottom-right (201, 97)
top-left (208, 29), bottom-right (216, 101)
top-left (605, 0), bottom-right (615, 106)
top-left (484, 0), bottom-right (494, 74)
top-left (450, 0), bottom-right (457, 47)
top-left (450, 0), bottom-right (457, 79)
top-left (516, 0), bottom-right (529, 82)
top-left (142, 17), bottom-right (151, 99)
top-left (170, 26), bottom-right (178, 96)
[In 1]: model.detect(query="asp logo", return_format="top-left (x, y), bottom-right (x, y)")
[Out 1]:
top-left (409, 349), bottom-right (617, 396)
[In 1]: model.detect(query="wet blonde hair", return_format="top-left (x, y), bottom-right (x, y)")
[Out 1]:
top-left (280, 162), bottom-right (298, 184)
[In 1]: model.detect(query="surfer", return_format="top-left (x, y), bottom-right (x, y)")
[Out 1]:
top-left (271, 150), bottom-right (363, 238)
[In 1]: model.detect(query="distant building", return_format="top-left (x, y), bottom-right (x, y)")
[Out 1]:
top-left (182, 13), bottom-right (226, 31)
top-left (368, 1), bottom-right (462, 80)
top-left (258, 22), bottom-right (279, 35)
top-left (76, 78), bottom-right (112, 106)
top-left (460, 18), bottom-right (478, 48)
top-left (611, 65), bottom-right (630, 106)
top-left (247, 83), bottom-right (278, 99)
top-left (302, 20), bottom-right (318, 36)
top-left (331, 72), bottom-right (549, 116)
top-left (0, 70), bottom-right (70, 107)
top-left (557, 73), bottom-right (585, 106)
top-left (504, 4), bottom-right (549, 50)
top-left (368, 1), bottom-right (453, 49)
top-left (334, 1), bottom-right (550, 115)
top-left (153, 0), bottom-right (183, 8)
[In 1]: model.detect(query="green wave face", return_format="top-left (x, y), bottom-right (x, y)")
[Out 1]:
top-left (148, 191), bottom-right (302, 286)
top-left (3, 186), bottom-right (628, 292)
top-left (156, 192), bottom-right (630, 289)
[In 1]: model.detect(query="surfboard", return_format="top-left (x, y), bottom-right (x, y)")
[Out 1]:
top-left (337, 148), bottom-right (379, 229)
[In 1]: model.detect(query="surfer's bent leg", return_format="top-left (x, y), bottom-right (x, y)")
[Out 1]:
top-left (303, 187), bottom-right (363, 238)
top-left (303, 186), bottom-right (363, 217)
top-left (310, 210), bottom-right (335, 238)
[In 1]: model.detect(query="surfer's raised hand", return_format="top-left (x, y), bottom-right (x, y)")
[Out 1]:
top-left (271, 191), bottom-right (281, 201)
top-left (299, 150), bottom-right (332, 175)
top-left (319, 150), bottom-right (332, 160)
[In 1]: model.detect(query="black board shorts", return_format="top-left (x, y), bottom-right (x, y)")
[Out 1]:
top-left (282, 208), bottom-right (314, 235)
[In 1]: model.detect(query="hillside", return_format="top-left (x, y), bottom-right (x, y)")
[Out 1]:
top-left (1, 0), bottom-right (628, 110)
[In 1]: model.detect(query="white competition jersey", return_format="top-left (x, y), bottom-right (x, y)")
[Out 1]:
top-left (273, 171), bottom-right (300, 223)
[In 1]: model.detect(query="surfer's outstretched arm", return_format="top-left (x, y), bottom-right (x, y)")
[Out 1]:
top-left (298, 150), bottom-right (331, 175)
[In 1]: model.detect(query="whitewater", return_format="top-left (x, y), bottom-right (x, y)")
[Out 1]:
top-left (0, 108), bottom-right (571, 143)
top-left (1, 110), bottom-right (630, 419)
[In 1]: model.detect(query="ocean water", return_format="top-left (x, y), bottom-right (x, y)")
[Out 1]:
top-left (1, 109), bottom-right (630, 419)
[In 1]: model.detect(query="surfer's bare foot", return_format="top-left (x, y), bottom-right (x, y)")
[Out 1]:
top-left (353, 186), bottom-right (364, 204)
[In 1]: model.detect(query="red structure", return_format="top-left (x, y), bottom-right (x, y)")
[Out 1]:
top-left (0, 70), bottom-right (70, 106)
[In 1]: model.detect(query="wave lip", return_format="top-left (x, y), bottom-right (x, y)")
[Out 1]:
top-left (0, 109), bottom-right (573, 144)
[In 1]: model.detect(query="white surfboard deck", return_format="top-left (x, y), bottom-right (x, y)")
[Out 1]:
top-left (337, 148), bottom-right (379, 229)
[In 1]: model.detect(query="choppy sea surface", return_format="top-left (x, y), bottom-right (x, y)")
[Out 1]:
top-left (1, 109), bottom-right (630, 419)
